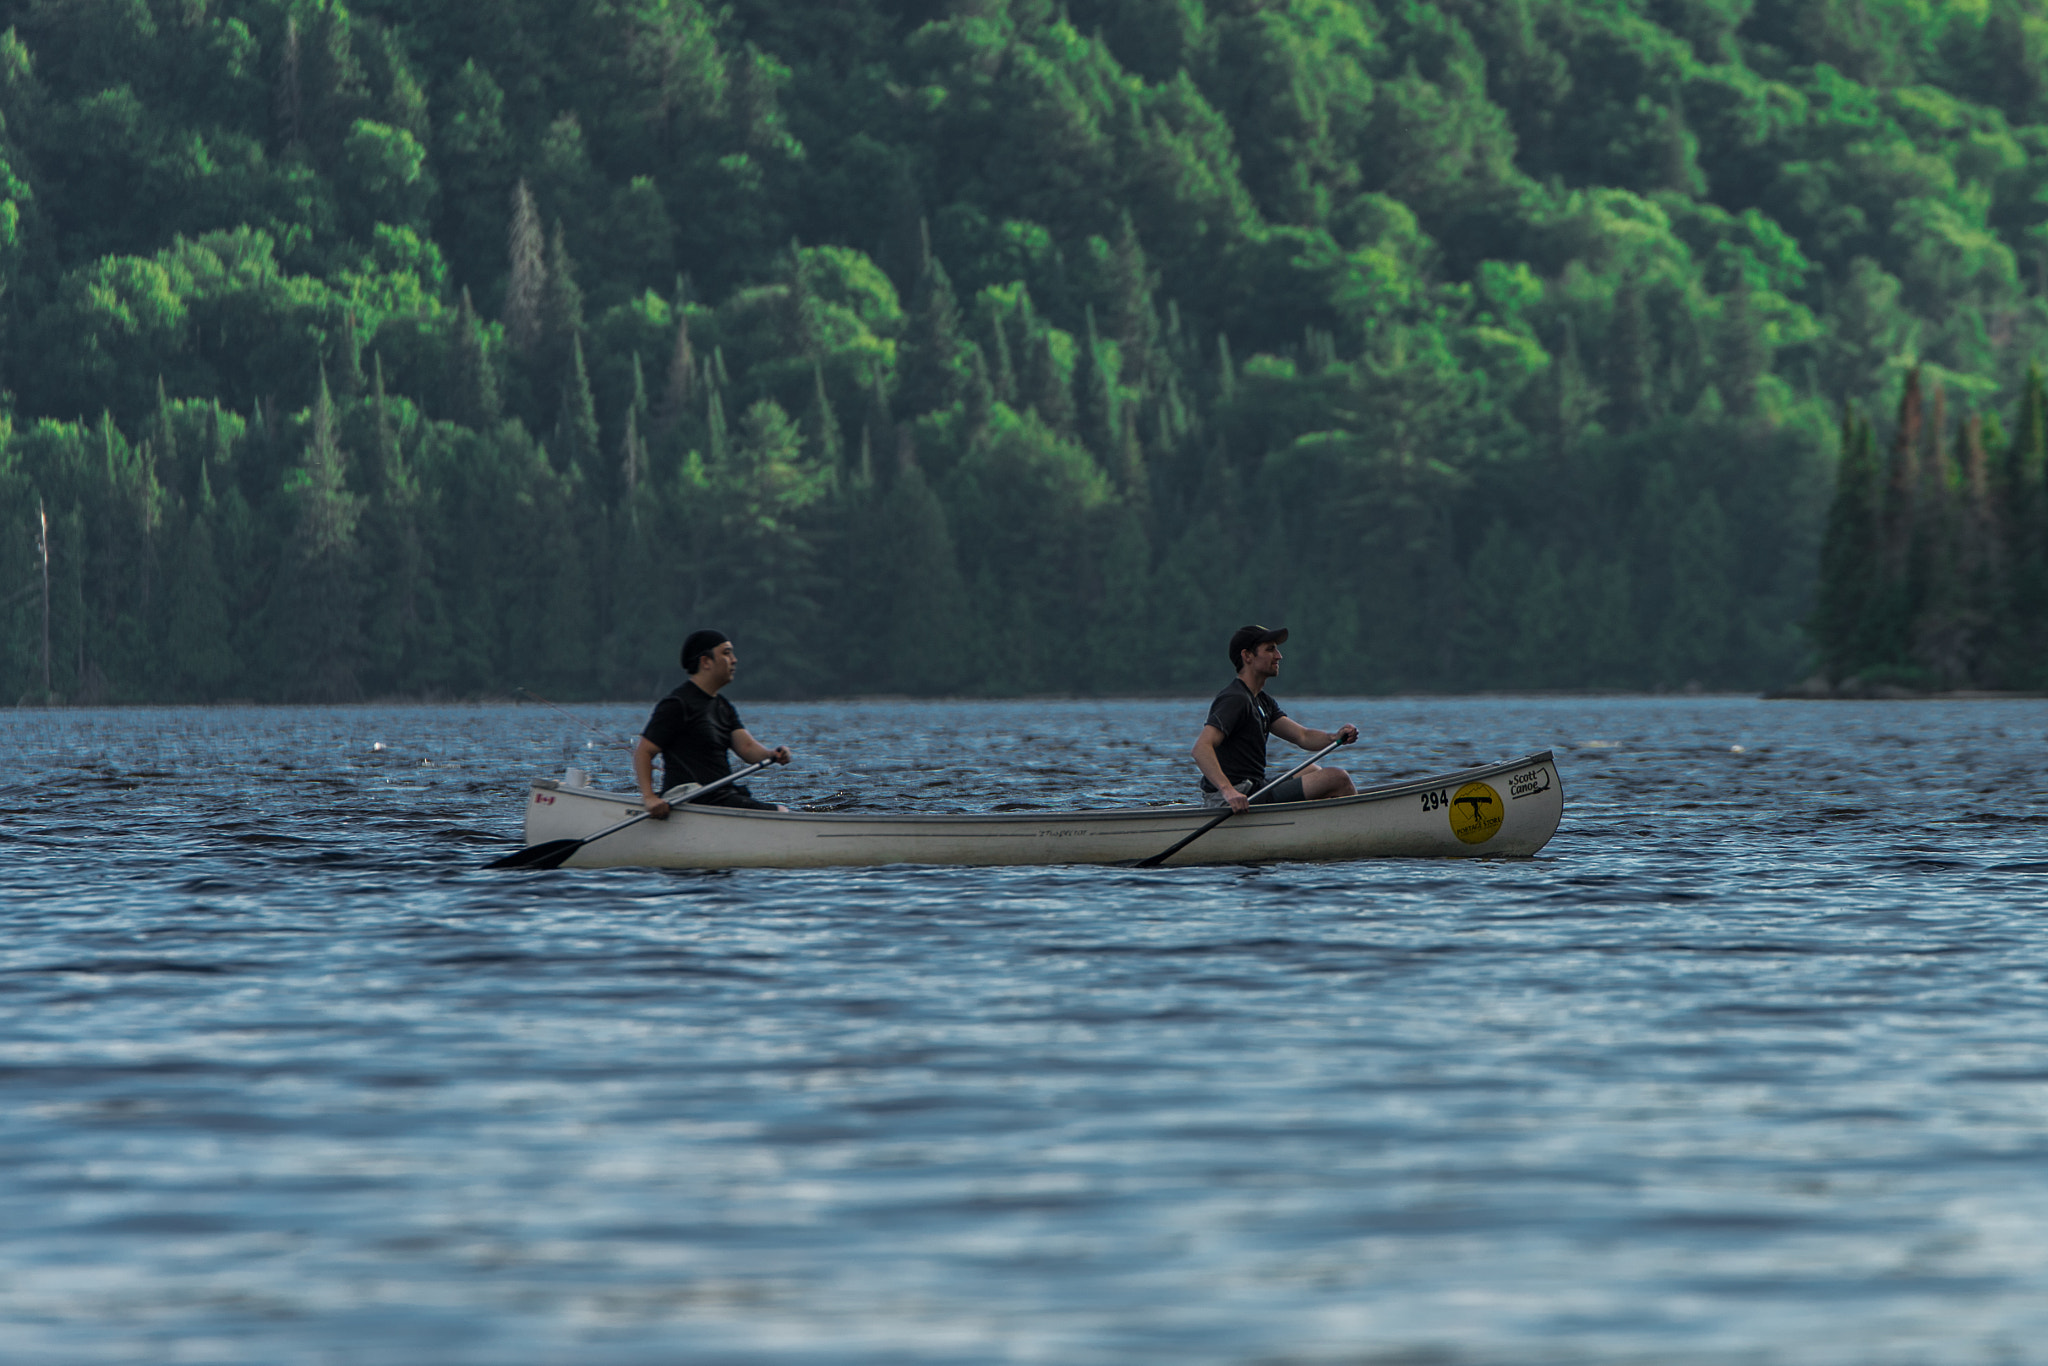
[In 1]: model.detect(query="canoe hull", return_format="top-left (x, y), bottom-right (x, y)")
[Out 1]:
top-left (518, 751), bottom-right (1563, 870)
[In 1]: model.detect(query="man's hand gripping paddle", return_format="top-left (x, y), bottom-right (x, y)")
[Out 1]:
top-left (1130, 734), bottom-right (1353, 869)
top-left (487, 757), bottom-right (776, 870)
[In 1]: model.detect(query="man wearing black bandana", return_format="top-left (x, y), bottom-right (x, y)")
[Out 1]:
top-left (1192, 624), bottom-right (1358, 812)
top-left (632, 629), bottom-right (793, 817)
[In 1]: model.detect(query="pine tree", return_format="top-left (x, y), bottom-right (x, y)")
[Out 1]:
top-left (1088, 503), bottom-right (1153, 691)
top-left (657, 310), bottom-right (696, 436)
top-left (1605, 275), bottom-right (1652, 433)
top-left (619, 404), bottom-right (647, 495)
top-left (151, 378), bottom-right (180, 499)
top-left (1104, 213), bottom-right (1160, 397)
top-left (963, 343), bottom-right (995, 448)
top-left (274, 17), bottom-right (303, 152)
top-left (897, 254), bottom-right (967, 417)
top-left (805, 362), bottom-right (843, 466)
top-left (556, 333), bottom-right (601, 472)
top-left (336, 310), bottom-right (366, 399)
top-left (1812, 403), bottom-right (1881, 681)
top-left (540, 219), bottom-right (587, 385)
top-left (161, 507), bottom-right (235, 698)
top-left (873, 465), bottom-right (974, 692)
top-left (706, 385), bottom-right (729, 465)
top-left (1025, 327), bottom-right (1074, 436)
top-left (266, 371), bottom-right (364, 700)
top-left (359, 356), bottom-right (442, 694)
top-left (988, 310), bottom-right (1017, 405)
top-left (1076, 305), bottom-right (1119, 463)
top-left (2004, 364), bottom-right (2048, 679)
top-left (1860, 367), bottom-right (1926, 676)
top-left (449, 286), bottom-right (501, 429)
top-left (1717, 278), bottom-right (1772, 418)
top-left (504, 180), bottom-right (546, 356)
top-left (863, 374), bottom-right (896, 480)
top-left (309, 4), bottom-right (370, 153)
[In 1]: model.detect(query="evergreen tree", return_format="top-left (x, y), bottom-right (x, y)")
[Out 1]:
top-left (556, 333), bottom-right (602, 473)
top-left (1104, 213), bottom-right (1160, 397)
top-left (2003, 364), bottom-right (2048, 679)
top-left (539, 219), bottom-right (588, 389)
top-left (897, 254), bottom-right (967, 417)
top-left (359, 357), bottom-right (443, 694)
top-left (988, 310), bottom-right (1017, 405)
top-left (265, 372), bottom-right (364, 700)
top-left (1605, 276), bottom-right (1652, 433)
top-left (805, 362), bottom-right (843, 466)
top-left (1025, 327), bottom-right (1075, 437)
top-left (1717, 279), bottom-right (1773, 419)
top-left (1076, 305), bottom-right (1119, 464)
top-left (1812, 404), bottom-right (1880, 681)
top-left (657, 310), bottom-right (697, 436)
top-left (150, 378), bottom-right (180, 500)
top-left (274, 17), bottom-right (303, 153)
top-left (706, 385), bottom-right (729, 466)
top-left (1088, 502), bottom-right (1152, 690)
top-left (504, 180), bottom-right (546, 356)
top-left (160, 504), bottom-right (235, 697)
top-left (872, 465), bottom-right (974, 692)
top-left (448, 286), bottom-right (502, 429)
top-left (336, 310), bottom-right (366, 400)
top-left (963, 344), bottom-right (995, 449)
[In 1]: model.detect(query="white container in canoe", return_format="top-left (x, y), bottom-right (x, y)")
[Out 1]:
top-left (515, 751), bottom-right (1563, 870)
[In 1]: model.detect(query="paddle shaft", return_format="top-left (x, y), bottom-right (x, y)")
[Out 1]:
top-left (1135, 735), bottom-right (1353, 869)
top-left (488, 756), bottom-right (776, 870)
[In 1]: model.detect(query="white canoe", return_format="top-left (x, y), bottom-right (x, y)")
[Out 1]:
top-left (517, 750), bottom-right (1563, 870)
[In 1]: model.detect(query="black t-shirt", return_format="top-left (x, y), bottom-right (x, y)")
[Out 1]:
top-left (642, 681), bottom-right (744, 798)
top-left (1201, 679), bottom-right (1286, 791)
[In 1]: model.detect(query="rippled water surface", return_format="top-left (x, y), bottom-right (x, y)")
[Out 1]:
top-left (5, 695), bottom-right (2048, 1364)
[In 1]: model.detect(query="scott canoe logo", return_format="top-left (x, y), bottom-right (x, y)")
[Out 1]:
top-left (1509, 766), bottom-right (1551, 799)
top-left (1448, 781), bottom-right (1503, 844)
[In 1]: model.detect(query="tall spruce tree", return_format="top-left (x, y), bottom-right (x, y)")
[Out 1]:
top-left (448, 287), bottom-right (501, 429)
top-left (504, 180), bottom-right (546, 356)
top-left (897, 254), bottom-right (967, 417)
top-left (1812, 403), bottom-right (1880, 680)
top-left (1076, 305), bottom-right (1119, 464)
top-left (266, 372), bottom-right (364, 700)
top-left (556, 333), bottom-right (602, 473)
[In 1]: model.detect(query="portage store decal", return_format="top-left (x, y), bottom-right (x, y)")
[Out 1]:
top-left (1447, 781), bottom-right (1503, 844)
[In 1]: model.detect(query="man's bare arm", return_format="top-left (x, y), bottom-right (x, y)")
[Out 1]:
top-left (632, 736), bottom-right (671, 818)
top-left (1271, 716), bottom-right (1358, 751)
top-left (730, 728), bottom-right (792, 766)
top-left (1192, 725), bottom-right (1249, 813)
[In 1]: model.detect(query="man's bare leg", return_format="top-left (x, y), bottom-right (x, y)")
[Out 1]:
top-left (1301, 764), bottom-right (1355, 800)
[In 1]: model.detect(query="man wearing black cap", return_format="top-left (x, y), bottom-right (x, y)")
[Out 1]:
top-left (1193, 624), bottom-right (1358, 812)
top-left (632, 629), bottom-right (793, 817)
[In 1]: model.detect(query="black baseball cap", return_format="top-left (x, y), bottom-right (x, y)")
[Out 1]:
top-left (1228, 624), bottom-right (1288, 668)
top-left (680, 629), bottom-right (730, 672)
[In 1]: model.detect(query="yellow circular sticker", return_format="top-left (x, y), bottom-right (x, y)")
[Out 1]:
top-left (1448, 781), bottom-right (1503, 845)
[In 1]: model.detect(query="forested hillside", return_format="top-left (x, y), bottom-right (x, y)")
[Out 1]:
top-left (4, 0), bottom-right (2048, 702)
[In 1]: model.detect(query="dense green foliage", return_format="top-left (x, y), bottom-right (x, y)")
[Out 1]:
top-left (6, 0), bottom-right (2048, 701)
top-left (1810, 364), bottom-right (2048, 689)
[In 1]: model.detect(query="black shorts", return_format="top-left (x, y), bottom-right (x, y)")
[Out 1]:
top-left (666, 782), bottom-right (778, 810)
top-left (1201, 773), bottom-right (1307, 808)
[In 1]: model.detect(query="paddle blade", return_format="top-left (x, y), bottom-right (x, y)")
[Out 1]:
top-left (485, 838), bottom-right (580, 870)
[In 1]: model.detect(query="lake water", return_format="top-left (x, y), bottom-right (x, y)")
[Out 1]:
top-left (4, 695), bottom-right (2046, 1364)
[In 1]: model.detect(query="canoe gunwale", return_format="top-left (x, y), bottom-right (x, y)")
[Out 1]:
top-left (526, 749), bottom-right (1558, 828)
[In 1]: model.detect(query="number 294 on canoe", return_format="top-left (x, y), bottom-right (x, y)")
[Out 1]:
top-left (1418, 788), bottom-right (1452, 812)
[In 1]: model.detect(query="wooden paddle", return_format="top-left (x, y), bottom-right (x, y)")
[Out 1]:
top-left (1131, 734), bottom-right (1353, 869)
top-left (487, 757), bottom-right (777, 870)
